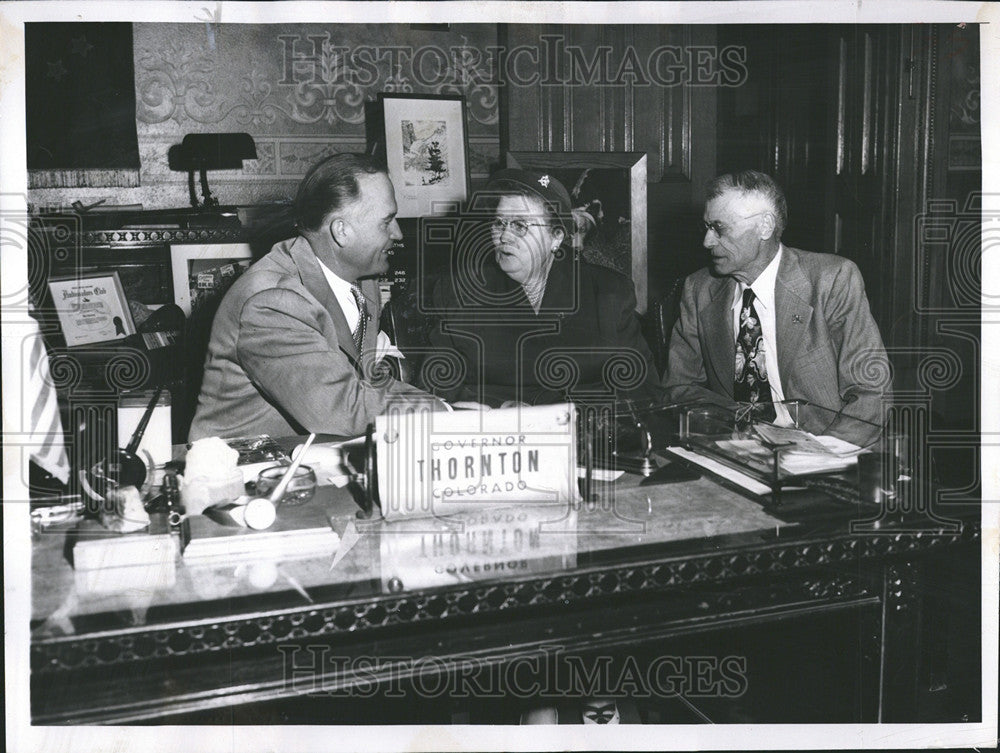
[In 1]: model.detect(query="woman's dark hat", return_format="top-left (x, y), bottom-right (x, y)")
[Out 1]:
top-left (485, 168), bottom-right (573, 224)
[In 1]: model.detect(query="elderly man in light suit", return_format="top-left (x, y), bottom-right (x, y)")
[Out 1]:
top-left (663, 170), bottom-right (891, 445)
top-left (190, 153), bottom-right (442, 441)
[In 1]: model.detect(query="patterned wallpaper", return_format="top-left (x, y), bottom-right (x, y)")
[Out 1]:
top-left (29, 23), bottom-right (500, 210)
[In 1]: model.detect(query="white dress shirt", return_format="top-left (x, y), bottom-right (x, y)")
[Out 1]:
top-left (730, 245), bottom-right (793, 426)
top-left (317, 261), bottom-right (397, 360)
top-left (315, 260), bottom-right (450, 408)
top-left (317, 261), bottom-right (363, 334)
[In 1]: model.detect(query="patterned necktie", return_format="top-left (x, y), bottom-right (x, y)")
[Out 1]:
top-left (734, 287), bottom-right (777, 424)
top-left (350, 283), bottom-right (368, 354)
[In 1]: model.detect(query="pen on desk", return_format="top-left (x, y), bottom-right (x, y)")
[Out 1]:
top-left (272, 433), bottom-right (316, 510)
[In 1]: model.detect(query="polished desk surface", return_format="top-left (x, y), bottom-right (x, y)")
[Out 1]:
top-left (29, 444), bottom-right (979, 725)
top-left (32, 469), bottom-right (792, 638)
top-left (32, 459), bottom-right (976, 640)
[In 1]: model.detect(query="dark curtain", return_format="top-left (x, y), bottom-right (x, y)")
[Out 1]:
top-left (25, 22), bottom-right (139, 176)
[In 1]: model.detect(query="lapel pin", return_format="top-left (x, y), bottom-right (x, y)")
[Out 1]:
top-left (792, 314), bottom-right (802, 323)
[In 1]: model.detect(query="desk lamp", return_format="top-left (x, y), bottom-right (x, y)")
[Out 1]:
top-left (168, 133), bottom-right (257, 209)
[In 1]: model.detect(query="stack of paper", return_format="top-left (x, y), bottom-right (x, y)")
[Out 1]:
top-left (777, 434), bottom-right (862, 475)
top-left (750, 424), bottom-right (863, 475)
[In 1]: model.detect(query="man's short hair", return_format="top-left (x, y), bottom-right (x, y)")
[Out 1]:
top-left (706, 170), bottom-right (788, 237)
top-left (295, 153), bottom-right (386, 233)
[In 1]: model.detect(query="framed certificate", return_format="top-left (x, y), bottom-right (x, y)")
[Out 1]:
top-left (46, 271), bottom-right (136, 346)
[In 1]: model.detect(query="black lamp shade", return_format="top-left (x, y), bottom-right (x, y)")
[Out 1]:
top-left (169, 133), bottom-right (257, 171)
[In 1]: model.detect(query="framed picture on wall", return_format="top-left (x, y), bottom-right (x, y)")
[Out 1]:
top-left (506, 152), bottom-right (648, 313)
top-left (377, 93), bottom-right (470, 218)
top-left (78, 252), bottom-right (174, 309)
top-left (47, 271), bottom-right (136, 346)
top-left (169, 244), bottom-right (253, 318)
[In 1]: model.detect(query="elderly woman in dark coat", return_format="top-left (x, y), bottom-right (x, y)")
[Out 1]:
top-left (425, 168), bottom-right (660, 408)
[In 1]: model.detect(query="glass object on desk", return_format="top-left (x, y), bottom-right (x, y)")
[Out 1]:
top-left (681, 403), bottom-right (740, 440)
top-left (31, 498), bottom-right (86, 536)
top-left (677, 400), bottom-right (883, 490)
top-left (887, 431), bottom-right (913, 481)
top-left (255, 464), bottom-right (317, 507)
top-left (577, 398), bottom-right (686, 473)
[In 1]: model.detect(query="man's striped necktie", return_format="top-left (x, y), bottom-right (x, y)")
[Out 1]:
top-left (350, 283), bottom-right (368, 354)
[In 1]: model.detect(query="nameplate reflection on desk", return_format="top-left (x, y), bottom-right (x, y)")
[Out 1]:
top-left (377, 504), bottom-right (579, 592)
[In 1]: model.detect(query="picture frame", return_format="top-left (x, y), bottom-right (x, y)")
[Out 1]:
top-left (169, 243), bottom-right (253, 318)
top-left (46, 270), bottom-right (136, 347)
top-left (377, 93), bottom-right (470, 218)
top-left (77, 250), bottom-right (174, 308)
top-left (506, 151), bottom-right (648, 313)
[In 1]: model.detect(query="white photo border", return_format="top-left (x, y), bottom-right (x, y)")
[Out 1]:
top-left (380, 93), bottom-right (470, 218)
top-left (169, 243), bottom-right (253, 317)
top-left (2, 3), bottom-right (997, 753)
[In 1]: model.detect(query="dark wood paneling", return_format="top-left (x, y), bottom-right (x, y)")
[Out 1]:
top-left (501, 24), bottom-right (715, 307)
top-left (716, 23), bottom-right (980, 438)
top-left (717, 25), bottom-right (838, 256)
top-left (717, 24), bottom-right (937, 341)
top-left (503, 24), bottom-right (704, 184)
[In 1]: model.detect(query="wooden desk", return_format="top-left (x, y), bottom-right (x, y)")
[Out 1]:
top-left (30, 469), bottom-right (980, 725)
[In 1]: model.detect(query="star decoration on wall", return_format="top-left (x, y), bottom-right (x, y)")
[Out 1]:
top-left (47, 60), bottom-right (68, 81)
top-left (70, 35), bottom-right (94, 57)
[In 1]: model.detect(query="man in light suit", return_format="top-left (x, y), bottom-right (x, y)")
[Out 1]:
top-left (663, 170), bottom-right (891, 445)
top-left (190, 153), bottom-right (442, 441)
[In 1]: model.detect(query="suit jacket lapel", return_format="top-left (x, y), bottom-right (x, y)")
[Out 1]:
top-left (287, 236), bottom-right (360, 361)
top-left (774, 247), bottom-right (814, 390)
top-left (700, 276), bottom-right (736, 396)
top-left (359, 278), bottom-right (382, 367)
